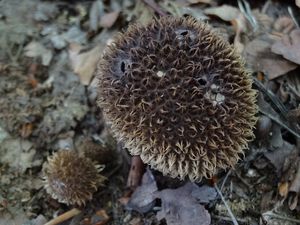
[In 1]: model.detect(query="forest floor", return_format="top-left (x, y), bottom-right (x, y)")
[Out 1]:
top-left (1, 0), bottom-right (300, 224)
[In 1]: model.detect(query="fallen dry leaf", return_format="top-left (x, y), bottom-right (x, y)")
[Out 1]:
top-left (273, 16), bottom-right (295, 34)
top-left (100, 11), bottom-right (120, 28)
top-left (69, 43), bottom-right (103, 85)
top-left (154, 182), bottom-right (211, 225)
top-left (93, 209), bottom-right (110, 225)
top-left (191, 184), bottom-right (217, 203)
top-left (232, 13), bottom-right (247, 53)
top-left (204, 5), bottom-right (240, 22)
top-left (271, 29), bottom-right (300, 65)
top-left (24, 41), bottom-right (53, 66)
top-left (243, 38), bottom-right (297, 79)
top-left (128, 217), bottom-right (142, 225)
top-left (126, 169), bottom-right (157, 213)
top-left (252, 9), bottom-right (273, 32)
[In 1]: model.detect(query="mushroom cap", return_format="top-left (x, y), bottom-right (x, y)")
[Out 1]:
top-left (97, 16), bottom-right (257, 181)
top-left (43, 150), bottom-right (105, 206)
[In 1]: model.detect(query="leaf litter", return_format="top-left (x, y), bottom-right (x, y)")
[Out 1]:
top-left (2, 0), bottom-right (300, 225)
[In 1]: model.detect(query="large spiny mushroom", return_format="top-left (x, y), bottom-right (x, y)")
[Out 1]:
top-left (97, 16), bottom-right (257, 181)
top-left (43, 150), bottom-right (105, 206)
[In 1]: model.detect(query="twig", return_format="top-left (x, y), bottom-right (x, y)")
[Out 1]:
top-left (212, 214), bottom-right (248, 224)
top-left (143, 0), bottom-right (168, 16)
top-left (262, 211), bottom-right (300, 223)
top-left (220, 170), bottom-right (232, 192)
top-left (45, 208), bottom-right (82, 225)
top-left (214, 184), bottom-right (239, 225)
top-left (254, 78), bottom-right (300, 138)
top-left (253, 78), bottom-right (288, 116)
top-left (259, 107), bottom-right (300, 139)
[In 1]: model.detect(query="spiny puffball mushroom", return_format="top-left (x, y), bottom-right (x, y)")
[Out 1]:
top-left (97, 16), bottom-right (257, 181)
top-left (43, 150), bottom-right (105, 206)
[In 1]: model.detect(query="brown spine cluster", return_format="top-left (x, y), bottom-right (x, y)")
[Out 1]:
top-left (97, 16), bottom-right (257, 181)
top-left (43, 150), bottom-right (105, 206)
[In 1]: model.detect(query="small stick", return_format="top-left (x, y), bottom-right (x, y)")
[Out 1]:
top-left (259, 107), bottom-right (300, 139)
top-left (45, 208), bottom-right (82, 225)
top-left (220, 170), bottom-right (232, 192)
top-left (288, 6), bottom-right (299, 28)
top-left (214, 184), bottom-right (239, 225)
top-left (262, 211), bottom-right (300, 223)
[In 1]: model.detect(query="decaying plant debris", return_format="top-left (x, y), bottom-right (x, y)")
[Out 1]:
top-left (1, 0), bottom-right (300, 225)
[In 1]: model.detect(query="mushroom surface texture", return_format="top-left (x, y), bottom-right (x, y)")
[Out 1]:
top-left (43, 150), bottom-right (105, 206)
top-left (97, 16), bottom-right (257, 181)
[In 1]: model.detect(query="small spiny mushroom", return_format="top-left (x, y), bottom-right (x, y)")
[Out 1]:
top-left (43, 150), bottom-right (105, 206)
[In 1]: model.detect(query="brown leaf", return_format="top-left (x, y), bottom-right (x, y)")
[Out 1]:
top-left (69, 43), bottom-right (103, 85)
top-left (154, 182), bottom-right (211, 225)
top-left (129, 217), bottom-right (142, 225)
top-left (243, 38), bottom-right (297, 79)
top-left (271, 29), bottom-right (300, 65)
top-left (100, 11), bottom-right (120, 28)
top-left (93, 209), bottom-right (110, 225)
top-left (264, 141), bottom-right (294, 174)
top-left (278, 182), bottom-right (289, 197)
top-left (273, 16), bottom-right (295, 34)
top-left (204, 5), bottom-right (240, 22)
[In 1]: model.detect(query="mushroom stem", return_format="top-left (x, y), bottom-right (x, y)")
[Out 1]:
top-left (127, 156), bottom-right (145, 189)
